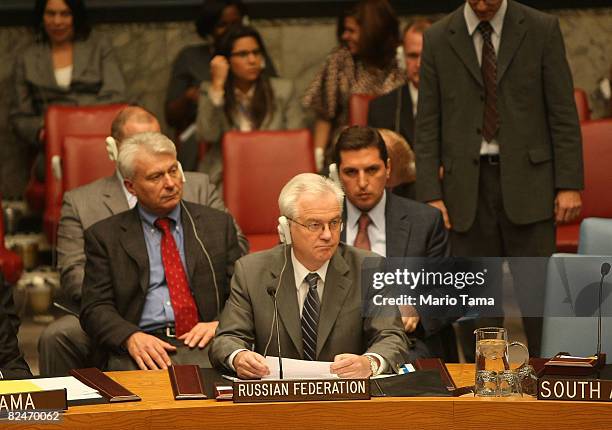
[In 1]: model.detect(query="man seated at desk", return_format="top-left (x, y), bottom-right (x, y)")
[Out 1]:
top-left (80, 132), bottom-right (241, 370)
top-left (210, 173), bottom-right (414, 379)
top-left (39, 105), bottom-right (247, 377)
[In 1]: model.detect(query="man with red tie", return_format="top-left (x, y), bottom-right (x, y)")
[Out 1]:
top-left (80, 132), bottom-right (241, 370)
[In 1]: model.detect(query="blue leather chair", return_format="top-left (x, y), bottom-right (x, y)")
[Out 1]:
top-left (578, 217), bottom-right (612, 255)
top-left (540, 254), bottom-right (612, 358)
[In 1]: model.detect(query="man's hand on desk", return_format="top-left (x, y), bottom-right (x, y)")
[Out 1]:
top-left (233, 351), bottom-right (270, 379)
top-left (125, 332), bottom-right (176, 370)
top-left (178, 321), bottom-right (218, 348)
top-left (330, 354), bottom-right (373, 378)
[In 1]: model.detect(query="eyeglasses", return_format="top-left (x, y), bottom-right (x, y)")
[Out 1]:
top-left (287, 217), bottom-right (342, 233)
top-left (230, 49), bottom-right (263, 59)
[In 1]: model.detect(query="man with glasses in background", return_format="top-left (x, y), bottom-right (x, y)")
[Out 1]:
top-left (210, 173), bottom-right (414, 379)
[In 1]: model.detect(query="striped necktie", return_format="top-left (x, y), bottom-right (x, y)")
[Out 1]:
top-left (301, 272), bottom-right (320, 361)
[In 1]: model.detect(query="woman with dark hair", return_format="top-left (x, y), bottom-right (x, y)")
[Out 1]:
top-left (165, 0), bottom-right (277, 136)
top-left (303, 0), bottom-right (404, 170)
top-left (9, 0), bottom-right (125, 180)
top-left (195, 25), bottom-right (304, 186)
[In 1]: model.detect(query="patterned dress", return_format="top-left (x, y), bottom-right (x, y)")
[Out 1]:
top-left (303, 46), bottom-right (405, 148)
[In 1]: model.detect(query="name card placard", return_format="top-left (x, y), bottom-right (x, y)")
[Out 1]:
top-left (0, 389), bottom-right (67, 415)
top-left (538, 377), bottom-right (612, 402)
top-left (233, 379), bottom-right (370, 403)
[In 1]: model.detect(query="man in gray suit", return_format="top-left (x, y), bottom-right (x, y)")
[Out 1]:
top-left (80, 132), bottom-right (241, 370)
top-left (334, 126), bottom-right (456, 362)
top-left (38, 106), bottom-right (247, 376)
top-left (210, 173), bottom-right (410, 379)
top-left (415, 0), bottom-right (584, 357)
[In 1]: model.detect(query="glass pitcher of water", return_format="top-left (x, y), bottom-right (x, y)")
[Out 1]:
top-left (474, 327), bottom-right (529, 396)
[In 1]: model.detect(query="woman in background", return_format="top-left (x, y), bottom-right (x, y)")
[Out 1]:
top-left (196, 25), bottom-right (303, 186)
top-left (165, 0), bottom-right (277, 135)
top-left (303, 0), bottom-right (404, 171)
top-left (9, 0), bottom-right (125, 181)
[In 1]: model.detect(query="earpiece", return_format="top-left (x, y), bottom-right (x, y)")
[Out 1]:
top-left (328, 163), bottom-right (342, 189)
top-left (260, 57), bottom-right (267, 70)
top-left (177, 161), bottom-right (187, 183)
top-left (105, 136), bottom-right (118, 161)
top-left (277, 216), bottom-right (292, 245)
top-left (181, 201), bottom-right (220, 315)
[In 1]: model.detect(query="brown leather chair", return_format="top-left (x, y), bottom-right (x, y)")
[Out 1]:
top-left (222, 129), bottom-right (316, 252)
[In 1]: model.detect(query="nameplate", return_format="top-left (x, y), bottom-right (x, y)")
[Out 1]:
top-left (0, 389), bottom-right (67, 415)
top-left (538, 376), bottom-right (612, 402)
top-left (233, 379), bottom-right (370, 403)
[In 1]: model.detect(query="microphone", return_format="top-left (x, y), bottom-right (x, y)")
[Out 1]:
top-left (597, 262), bottom-right (611, 358)
top-left (266, 286), bottom-right (284, 379)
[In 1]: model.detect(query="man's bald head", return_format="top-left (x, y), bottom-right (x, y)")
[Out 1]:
top-left (110, 106), bottom-right (161, 146)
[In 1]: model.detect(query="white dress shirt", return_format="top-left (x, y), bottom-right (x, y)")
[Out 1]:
top-left (346, 191), bottom-right (387, 257)
top-left (464, 0), bottom-right (508, 155)
top-left (408, 81), bottom-right (419, 118)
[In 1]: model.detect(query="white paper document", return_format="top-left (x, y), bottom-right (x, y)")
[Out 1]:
top-left (263, 356), bottom-right (339, 380)
top-left (28, 376), bottom-right (102, 401)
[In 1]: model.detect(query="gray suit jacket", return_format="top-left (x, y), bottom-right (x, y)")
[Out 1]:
top-left (210, 244), bottom-right (410, 373)
top-left (57, 171), bottom-right (248, 307)
top-left (9, 33), bottom-right (126, 146)
top-left (196, 77), bottom-right (305, 185)
top-left (415, 1), bottom-right (583, 232)
top-left (80, 201), bottom-right (241, 355)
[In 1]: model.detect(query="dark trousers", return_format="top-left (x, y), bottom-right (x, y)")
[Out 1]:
top-left (451, 159), bottom-right (555, 360)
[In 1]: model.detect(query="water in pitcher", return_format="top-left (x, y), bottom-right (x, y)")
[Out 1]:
top-left (475, 338), bottom-right (509, 396)
top-left (476, 338), bottom-right (509, 372)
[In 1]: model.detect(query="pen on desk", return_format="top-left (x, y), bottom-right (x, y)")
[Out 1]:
top-left (222, 374), bottom-right (241, 382)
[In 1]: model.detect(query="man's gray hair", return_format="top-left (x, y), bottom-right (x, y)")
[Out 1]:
top-left (117, 132), bottom-right (177, 180)
top-left (278, 173), bottom-right (344, 219)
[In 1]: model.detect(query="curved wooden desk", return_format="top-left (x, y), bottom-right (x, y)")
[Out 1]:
top-left (7, 365), bottom-right (612, 430)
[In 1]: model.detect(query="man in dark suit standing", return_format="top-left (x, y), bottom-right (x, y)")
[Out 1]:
top-left (0, 276), bottom-right (32, 379)
top-left (334, 126), bottom-right (457, 361)
top-left (368, 19), bottom-right (432, 147)
top-left (210, 173), bottom-right (411, 379)
top-left (415, 0), bottom-right (583, 357)
top-left (80, 132), bottom-right (241, 370)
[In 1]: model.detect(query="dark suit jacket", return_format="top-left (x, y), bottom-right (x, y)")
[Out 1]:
top-left (0, 282), bottom-right (32, 379)
top-left (341, 193), bottom-right (449, 260)
top-left (341, 193), bottom-right (458, 360)
top-left (368, 84), bottom-right (415, 145)
top-left (415, 0), bottom-right (583, 232)
top-left (80, 201), bottom-right (241, 356)
top-left (58, 171), bottom-right (248, 308)
top-left (210, 244), bottom-right (411, 373)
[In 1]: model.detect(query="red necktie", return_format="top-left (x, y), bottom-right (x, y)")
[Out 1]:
top-left (154, 217), bottom-right (198, 337)
top-left (478, 21), bottom-right (499, 143)
top-left (354, 213), bottom-right (371, 251)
